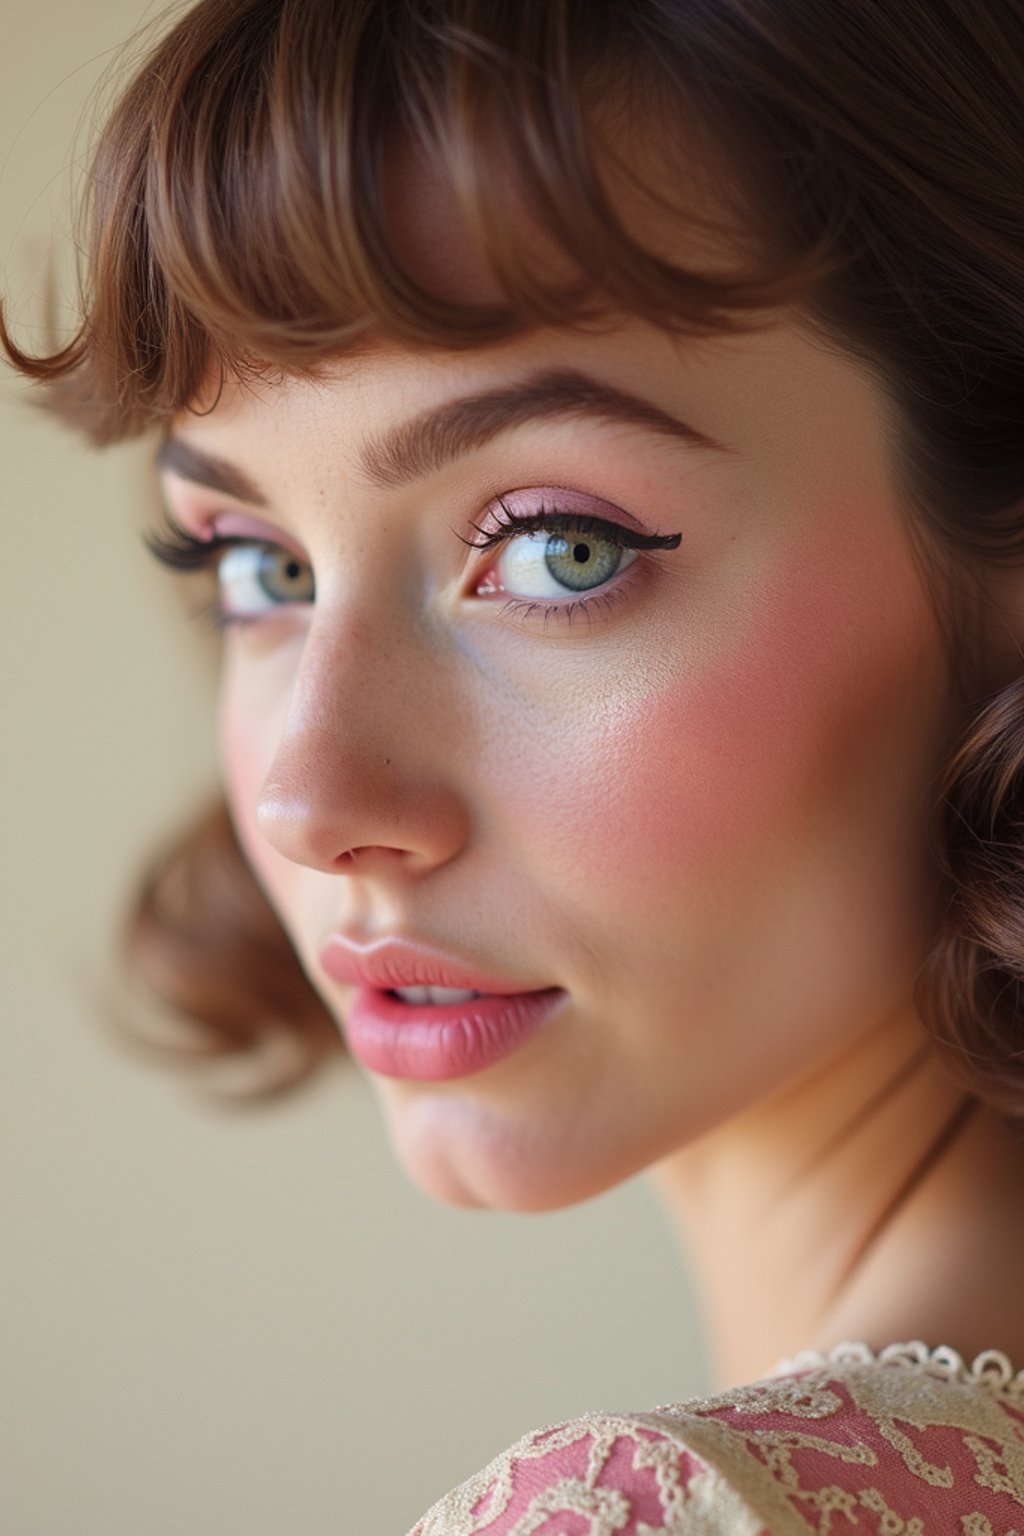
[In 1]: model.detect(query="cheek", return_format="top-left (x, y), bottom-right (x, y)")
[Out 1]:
top-left (217, 654), bottom-right (292, 901)
top-left (505, 520), bottom-right (951, 922)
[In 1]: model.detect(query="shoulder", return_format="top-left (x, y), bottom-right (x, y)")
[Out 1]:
top-left (405, 1343), bottom-right (1024, 1535)
top-left (405, 1401), bottom-right (769, 1536)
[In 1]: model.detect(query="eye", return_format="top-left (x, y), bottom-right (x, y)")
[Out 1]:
top-left (483, 526), bottom-right (638, 599)
top-left (466, 491), bottom-right (681, 610)
top-left (217, 543), bottom-right (315, 618)
top-left (143, 519), bottom-right (316, 629)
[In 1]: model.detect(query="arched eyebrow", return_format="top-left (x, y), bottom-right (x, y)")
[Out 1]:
top-left (154, 437), bottom-right (267, 504)
top-left (359, 367), bottom-right (729, 487)
top-left (154, 366), bottom-right (729, 500)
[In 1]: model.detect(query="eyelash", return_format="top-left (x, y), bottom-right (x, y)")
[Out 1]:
top-left (144, 502), bottom-right (682, 633)
top-left (466, 498), bottom-right (681, 630)
top-left (142, 526), bottom-right (259, 632)
top-left (462, 498), bottom-right (680, 556)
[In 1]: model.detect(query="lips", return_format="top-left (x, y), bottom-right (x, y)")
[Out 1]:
top-left (316, 933), bottom-right (566, 1080)
top-left (390, 985), bottom-right (481, 1005)
top-left (317, 933), bottom-right (538, 996)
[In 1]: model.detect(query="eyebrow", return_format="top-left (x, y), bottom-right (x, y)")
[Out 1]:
top-left (154, 436), bottom-right (268, 505)
top-left (154, 367), bottom-right (729, 501)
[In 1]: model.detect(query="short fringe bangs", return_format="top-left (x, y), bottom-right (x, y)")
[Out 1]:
top-left (0, 0), bottom-right (842, 446)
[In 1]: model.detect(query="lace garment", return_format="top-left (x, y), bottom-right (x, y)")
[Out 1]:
top-left (405, 1340), bottom-right (1024, 1534)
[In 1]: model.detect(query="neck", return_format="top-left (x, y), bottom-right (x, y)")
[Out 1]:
top-left (648, 1006), bottom-right (1024, 1388)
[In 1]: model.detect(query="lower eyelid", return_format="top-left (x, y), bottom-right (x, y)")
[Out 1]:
top-left (499, 589), bottom-right (628, 633)
top-left (486, 558), bottom-right (646, 631)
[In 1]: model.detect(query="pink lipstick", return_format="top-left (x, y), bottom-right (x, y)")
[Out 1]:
top-left (317, 935), bottom-right (565, 1080)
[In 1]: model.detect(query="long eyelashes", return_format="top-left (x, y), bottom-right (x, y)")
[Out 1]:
top-left (144, 520), bottom-right (298, 631)
top-left (144, 521), bottom-right (253, 572)
top-left (143, 500), bottom-right (683, 631)
top-left (462, 497), bottom-right (682, 554)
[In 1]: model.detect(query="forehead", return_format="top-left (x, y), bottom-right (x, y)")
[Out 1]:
top-left (168, 304), bottom-right (901, 570)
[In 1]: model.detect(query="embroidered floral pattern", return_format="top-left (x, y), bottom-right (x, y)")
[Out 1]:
top-left (405, 1343), bottom-right (1024, 1535)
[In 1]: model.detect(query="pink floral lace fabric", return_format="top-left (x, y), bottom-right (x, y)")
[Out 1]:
top-left (405, 1341), bottom-right (1024, 1534)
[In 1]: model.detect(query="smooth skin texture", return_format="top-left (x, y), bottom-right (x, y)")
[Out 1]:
top-left (157, 302), bottom-right (1024, 1383)
top-left (154, 302), bottom-right (1024, 1382)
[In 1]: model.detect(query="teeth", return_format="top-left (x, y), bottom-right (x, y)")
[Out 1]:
top-left (392, 986), bottom-right (481, 1005)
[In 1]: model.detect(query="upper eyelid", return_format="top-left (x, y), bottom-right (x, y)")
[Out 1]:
top-left (145, 507), bottom-right (665, 628)
top-left (477, 484), bottom-right (655, 534)
top-left (156, 489), bottom-right (307, 556)
top-left (155, 491), bottom-right (681, 564)
top-left (466, 505), bottom-right (682, 554)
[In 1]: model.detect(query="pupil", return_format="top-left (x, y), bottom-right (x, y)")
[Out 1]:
top-left (573, 542), bottom-right (590, 563)
top-left (285, 560), bottom-right (301, 580)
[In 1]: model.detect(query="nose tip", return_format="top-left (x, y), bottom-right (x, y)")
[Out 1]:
top-left (247, 602), bottom-right (471, 881)
top-left (254, 746), bottom-right (470, 878)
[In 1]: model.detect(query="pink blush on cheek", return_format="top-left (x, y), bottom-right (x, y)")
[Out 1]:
top-left (539, 524), bottom-right (950, 912)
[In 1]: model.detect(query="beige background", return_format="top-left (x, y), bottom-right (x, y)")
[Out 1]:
top-left (1, 4), bottom-right (707, 1532)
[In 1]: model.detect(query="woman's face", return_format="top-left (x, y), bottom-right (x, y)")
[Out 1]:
top-left (158, 309), bottom-right (964, 1211)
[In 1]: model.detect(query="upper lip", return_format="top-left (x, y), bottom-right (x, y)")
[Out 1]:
top-left (317, 933), bottom-right (549, 996)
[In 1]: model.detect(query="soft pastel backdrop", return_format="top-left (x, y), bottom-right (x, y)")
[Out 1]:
top-left (0, 4), bottom-right (707, 1531)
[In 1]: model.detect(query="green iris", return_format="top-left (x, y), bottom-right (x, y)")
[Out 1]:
top-left (543, 532), bottom-right (623, 592)
top-left (254, 546), bottom-right (314, 602)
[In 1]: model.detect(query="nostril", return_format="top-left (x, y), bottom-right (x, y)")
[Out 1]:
top-left (334, 845), bottom-right (413, 871)
top-left (254, 741), bottom-right (469, 873)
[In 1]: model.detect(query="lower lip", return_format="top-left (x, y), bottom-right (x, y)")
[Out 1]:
top-left (342, 987), bottom-right (566, 1080)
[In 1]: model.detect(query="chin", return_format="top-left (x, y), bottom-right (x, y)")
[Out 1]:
top-left (376, 1081), bottom-right (648, 1214)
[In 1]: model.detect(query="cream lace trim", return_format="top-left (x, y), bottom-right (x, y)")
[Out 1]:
top-left (767, 1338), bottom-right (1024, 1401)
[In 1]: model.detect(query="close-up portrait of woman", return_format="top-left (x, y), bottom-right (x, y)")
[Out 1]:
top-left (4, 1), bottom-right (1024, 1531)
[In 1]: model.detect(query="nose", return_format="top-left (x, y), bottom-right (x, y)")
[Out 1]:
top-left (252, 613), bottom-right (471, 878)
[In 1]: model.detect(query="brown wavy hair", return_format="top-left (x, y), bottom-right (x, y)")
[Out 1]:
top-left (4, 0), bottom-right (1024, 1102)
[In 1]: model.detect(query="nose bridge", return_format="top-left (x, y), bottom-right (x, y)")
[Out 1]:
top-left (288, 606), bottom-right (419, 745)
top-left (255, 602), bottom-right (467, 873)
